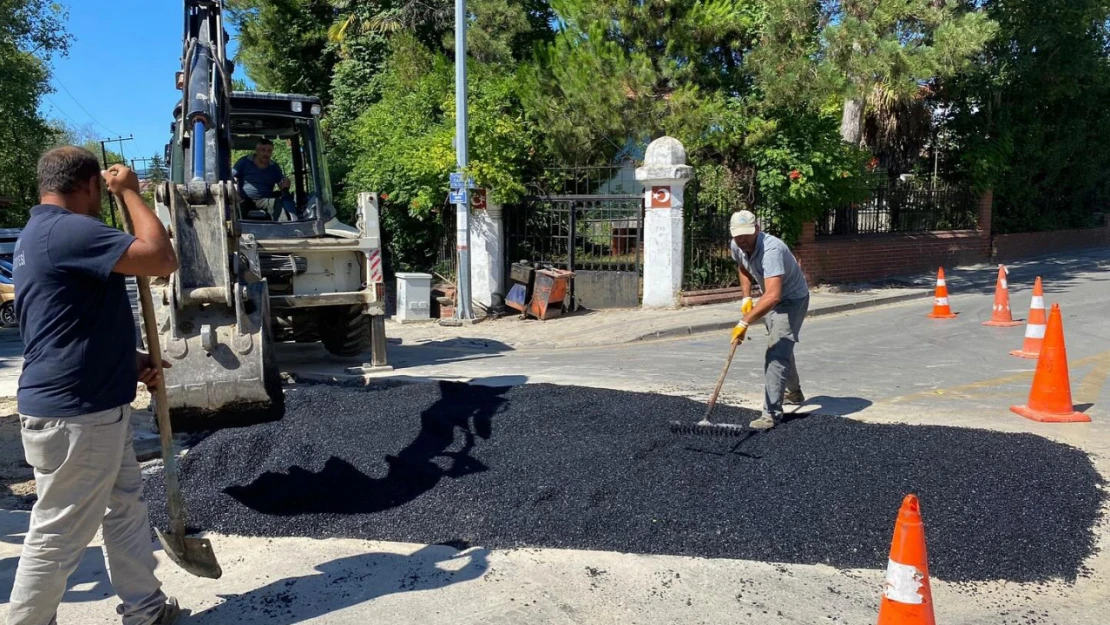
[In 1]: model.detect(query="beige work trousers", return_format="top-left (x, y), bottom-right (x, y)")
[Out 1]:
top-left (6, 406), bottom-right (166, 625)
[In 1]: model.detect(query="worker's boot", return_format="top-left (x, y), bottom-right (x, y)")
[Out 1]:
top-left (748, 415), bottom-right (776, 431)
top-left (784, 389), bottom-right (806, 406)
top-left (116, 597), bottom-right (182, 625)
top-left (117, 597), bottom-right (183, 625)
top-left (153, 598), bottom-right (183, 625)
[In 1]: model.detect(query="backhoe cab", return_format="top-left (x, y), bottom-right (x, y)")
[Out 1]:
top-left (150, 0), bottom-right (386, 427)
top-left (164, 92), bottom-right (386, 356)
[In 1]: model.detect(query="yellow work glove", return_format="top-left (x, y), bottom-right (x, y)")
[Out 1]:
top-left (740, 297), bottom-right (754, 314)
top-left (731, 320), bottom-right (749, 344)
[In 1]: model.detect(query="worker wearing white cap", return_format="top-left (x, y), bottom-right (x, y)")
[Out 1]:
top-left (728, 210), bottom-right (810, 430)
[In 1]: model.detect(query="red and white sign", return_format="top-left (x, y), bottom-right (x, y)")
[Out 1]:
top-left (649, 186), bottom-right (672, 208)
top-left (368, 249), bottom-right (383, 284)
top-left (471, 188), bottom-right (488, 210)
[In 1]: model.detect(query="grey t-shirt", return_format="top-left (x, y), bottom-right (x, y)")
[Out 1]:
top-left (730, 233), bottom-right (809, 301)
top-left (232, 156), bottom-right (284, 201)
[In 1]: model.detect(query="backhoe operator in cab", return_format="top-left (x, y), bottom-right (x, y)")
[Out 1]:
top-left (232, 138), bottom-right (291, 221)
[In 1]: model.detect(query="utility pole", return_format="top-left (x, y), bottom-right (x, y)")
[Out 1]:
top-left (131, 157), bottom-right (153, 178)
top-left (99, 135), bottom-right (134, 229)
top-left (453, 0), bottom-right (474, 320)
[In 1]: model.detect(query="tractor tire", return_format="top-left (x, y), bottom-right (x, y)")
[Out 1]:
top-left (291, 312), bottom-right (320, 343)
top-left (318, 304), bottom-right (370, 357)
top-left (272, 314), bottom-right (294, 343)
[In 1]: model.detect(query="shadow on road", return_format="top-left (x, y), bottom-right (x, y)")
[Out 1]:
top-left (190, 544), bottom-right (489, 625)
top-left (1, 546), bottom-right (114, 605)
top-left (387, 337), bottom-right (516, 369)
top-left (226, 380), bottom-right (519, 516)
top-left (795, 395), bottom-right (873, 418)
top-left (275, 337), bottom-right (516, 373)
top-left (856, 248), bottom-right (1110, 297)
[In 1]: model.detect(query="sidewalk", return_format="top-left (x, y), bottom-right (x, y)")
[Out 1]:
top-left (383, 246), bottom-right (1110, 351)
top-left (385, 286), bottom-right (931, 350)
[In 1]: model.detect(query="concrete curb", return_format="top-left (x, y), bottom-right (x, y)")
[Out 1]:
top-left (629, 290), bottom-right (932, 343)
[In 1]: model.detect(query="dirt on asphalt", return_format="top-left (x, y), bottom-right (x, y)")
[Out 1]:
top-left (146, 381), bottom-right (1104, 584)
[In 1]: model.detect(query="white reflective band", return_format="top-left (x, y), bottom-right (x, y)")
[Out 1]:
top-left (1031, 296), bottom-right (1045, 309)
top-left (1001, 279), bottom-right (1008, 289)
top-left (1025, 324), bottom-right (1046, 339)
top-left (934, 297), bottom-right (949, 306)
top-left (883, 559), bottom-right (925, 604)
top-left (936, 279), bottom-right (946, 286)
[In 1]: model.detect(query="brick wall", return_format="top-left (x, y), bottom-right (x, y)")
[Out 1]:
top-left (992, 224), bottom-right (1110, 262)
top-left (793, 192), bottom-right (994, 285)
top-left (794, 229), bottom-right (990, 285)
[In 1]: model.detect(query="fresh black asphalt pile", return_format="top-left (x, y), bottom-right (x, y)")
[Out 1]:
top-left (146, 382), bottom-right (1104, 583)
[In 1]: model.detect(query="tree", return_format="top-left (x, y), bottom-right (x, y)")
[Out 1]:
top-left (148, 154), bottom-right (167, 184)
top-left (519, 0), bottom-right (866, 242)
top-left (225, 0), bottom-right (339, 100)
top-left (520, 0), bottom-right (762, 164)
top-left (324, 0), bottom-right (553, 179)
top-left (0, 0), bottom-right (71, 227)
top-left (342, 35), bottom-right (549, 270)
top-left (750, 0), bottom-right (997, 145)
top-left (943, 0), bottom-right (1110, 232)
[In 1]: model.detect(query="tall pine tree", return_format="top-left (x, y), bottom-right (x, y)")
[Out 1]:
top-left (749, 0), bottom-right (996, 145)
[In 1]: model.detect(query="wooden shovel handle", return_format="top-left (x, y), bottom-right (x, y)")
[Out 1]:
top-left (114, 193), bottom-right (187, 536)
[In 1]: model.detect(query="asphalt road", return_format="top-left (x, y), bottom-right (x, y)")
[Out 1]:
top-left (364, 253), bottom-right (1110, 431)
top-left (4, 249), bottom-right (1110, 625)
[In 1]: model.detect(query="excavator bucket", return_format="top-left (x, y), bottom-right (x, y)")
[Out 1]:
top-left (150, 181), bottom-right (283, 430)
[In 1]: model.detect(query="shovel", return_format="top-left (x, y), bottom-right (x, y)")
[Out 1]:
top-left (114, 189), bottom-right (223, 579)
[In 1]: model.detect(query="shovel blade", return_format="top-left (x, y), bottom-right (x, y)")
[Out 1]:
top-left (155, 528), bottom-right (223, 579)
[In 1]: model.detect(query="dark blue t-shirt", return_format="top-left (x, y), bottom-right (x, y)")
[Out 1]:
top-left (232, 156), bottom-right (284, 201)
top-left (14, 205), bottom-right (138, 417)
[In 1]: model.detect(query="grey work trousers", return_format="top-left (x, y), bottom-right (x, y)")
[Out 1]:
top-left (7, 406), bottom-right (166, 625)
top-left (762, 295), bottom-right (809, 422)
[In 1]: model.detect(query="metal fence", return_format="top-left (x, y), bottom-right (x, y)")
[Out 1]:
top-left (531, 163), bottom-right (643, 197)
top-left (434, 207), bottom-right (458, 282)
top-left (683, 177), bottom-right (777, 292)
top-left (502, 164), bottom-right (645, 309)
top-left (505, 163), bottom-right (645, 272)
top-left (504, 194), bottom-right (644, 272)
top-left (816, 173), bottom-right (978, 236)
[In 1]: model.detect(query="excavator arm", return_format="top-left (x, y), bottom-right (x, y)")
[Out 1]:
top-left (149, 0), bottom-right (282, 428)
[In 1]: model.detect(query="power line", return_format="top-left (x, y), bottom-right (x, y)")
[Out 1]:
top-left (42, 96), bottom-right (82, 128)
top-left (52, 75), bottom-right (119, 136)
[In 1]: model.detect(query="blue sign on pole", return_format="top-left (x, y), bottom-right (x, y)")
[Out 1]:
top-left (449, 173), bottom-right (476, 189)
top-left (449, 190), bottom-right (469, 204)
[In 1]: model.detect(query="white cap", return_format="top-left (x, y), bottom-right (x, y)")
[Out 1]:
top-left (729, 210), bottom-right (758, 236)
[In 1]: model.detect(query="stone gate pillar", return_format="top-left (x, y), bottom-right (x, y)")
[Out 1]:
top-left (469, 192), bottom-right (505, 310)
top-left (636, 137), bottom-right (694, 309)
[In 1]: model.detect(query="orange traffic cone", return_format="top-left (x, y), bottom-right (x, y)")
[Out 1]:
top-left (1010, 303), bottom-right (1089, 423)
top-left (926, 268), bottom-right (957, 319)
top-left (982, 265), bottom-right (1023, 327)
top-left (1010, 277), bottom-right (1046, 359)
top-left (877, 494), bottom-right (936, 625)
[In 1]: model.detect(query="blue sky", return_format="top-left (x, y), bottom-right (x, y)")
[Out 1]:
top-left (39, 1), bottom-right (248, 166)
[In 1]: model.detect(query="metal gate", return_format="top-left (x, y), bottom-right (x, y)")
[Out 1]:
top-left (505, 194), bottom-right (644, 309)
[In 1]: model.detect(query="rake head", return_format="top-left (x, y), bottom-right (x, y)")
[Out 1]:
top-left (670, 420), bottom-right (747, 437)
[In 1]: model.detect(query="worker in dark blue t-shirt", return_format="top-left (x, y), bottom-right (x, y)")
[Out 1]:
top-left (8, 147), bottom-right (183, 625)
top-left (232, 137), bottom-right (290, 221)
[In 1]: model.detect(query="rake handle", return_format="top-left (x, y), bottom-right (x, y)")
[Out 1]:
top-left (704, 339), bottom-right (740, 420)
